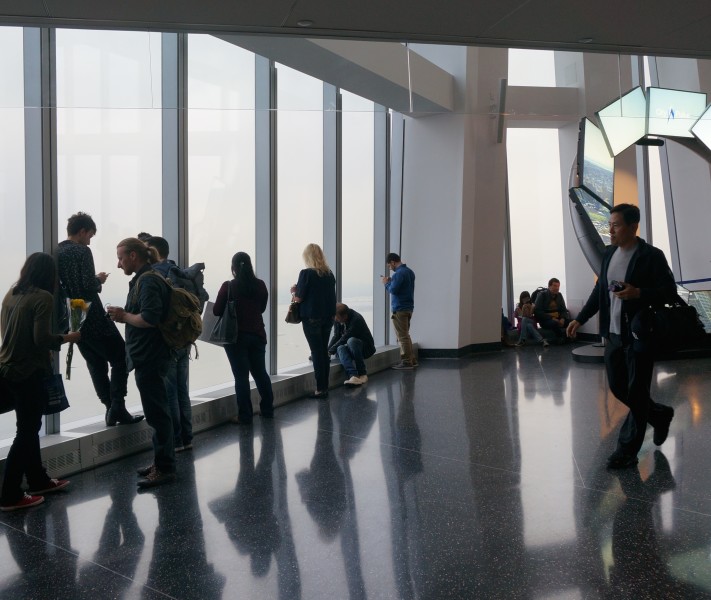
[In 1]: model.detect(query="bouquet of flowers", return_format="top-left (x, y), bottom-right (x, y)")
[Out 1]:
top-left (65, 298), bottom-right (91, 380)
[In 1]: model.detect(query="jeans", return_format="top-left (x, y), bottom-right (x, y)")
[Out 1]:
top-left (336, 338), bottom-right (366, 377)
top-left (517, 317), bottom-right (543, 343)
top-left (224, 333), bottom-right (274, 424)
top-left (392, 311), bottom-right (416, 365)
top-left (134, 359), bottom-right (175, 474)
top-left (605, 333), bottom-right (670, 456)
top-left (1, 371), bottom-right (52, 504)
top-left (165, 347), bottom-right (192, 446)
top-left (77, 328), bottom-right (128, 407)
top-left (302, 318), bottom-right (333, 392)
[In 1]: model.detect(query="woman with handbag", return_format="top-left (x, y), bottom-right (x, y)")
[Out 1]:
top-left (0, 253), bottom-right (81, 511)
top-left (290, 243), bottom-right (337, 399)
top-left (214, 252), bottom-right (273, 425)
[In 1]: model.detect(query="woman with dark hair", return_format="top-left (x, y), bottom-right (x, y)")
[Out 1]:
top-left (514, 290), bottom-right (548, 347)
top-left (214, 252), bottom-right (274, 425)
top-left (0, 252), bottom-right (81, 511)
top-left (290, 243), bottom-right (337, 399)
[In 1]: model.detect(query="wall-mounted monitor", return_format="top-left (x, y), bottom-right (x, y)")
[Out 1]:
top-left (595, 87), bottom-right (647, 156)
top-left (569, 188), bottom-right (610, 276)
top-left (691, 104), bottom-right (711, 151)
top-left (577, 118), bottom-right (614, 206)
top-left (646, 87), bottom-right (707, 138)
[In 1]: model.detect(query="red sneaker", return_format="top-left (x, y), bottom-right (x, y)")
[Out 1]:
top-left (29, 479), bottom-right (70, 495)
top-left (1, 494), bottom-right (45, 512)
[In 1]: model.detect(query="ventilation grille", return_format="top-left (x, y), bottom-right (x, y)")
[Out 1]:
top-left (45, 449), bottom-right (80, 474)
top-left (95, 429), bottom-right (153, 459)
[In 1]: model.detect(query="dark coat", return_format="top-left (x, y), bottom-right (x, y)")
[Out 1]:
top-left (327, 309), bottom-right (376, 359)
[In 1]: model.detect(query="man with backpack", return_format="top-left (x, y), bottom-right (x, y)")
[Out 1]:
top-left (107, 238), bottom-right (176, 488)
top-left (145, 236), bottom-right (207, 452)
top-left (534, 278), bottom-right (572, 342)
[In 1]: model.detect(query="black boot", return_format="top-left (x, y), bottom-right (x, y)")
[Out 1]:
top-left (106, 401), bottom-right (145, 426)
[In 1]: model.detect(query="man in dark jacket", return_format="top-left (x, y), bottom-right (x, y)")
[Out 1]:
top-left (567, 204), bottom-right (677, 469)
top-left (534, 277), bottom-right (571, 341)
top-left (328, 303), bottom-right (375, 386)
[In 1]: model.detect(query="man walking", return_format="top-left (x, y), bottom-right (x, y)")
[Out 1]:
top-left (56, 212), bottom-right (143, 426)
top-left (328, 303), bottom-right (376, 386)
top-left (108, 238), bottom-right (176, 488)
top-left (567, 204), bottom-right (676, 469)
top-left (382, 252), bottom-right (417, 370)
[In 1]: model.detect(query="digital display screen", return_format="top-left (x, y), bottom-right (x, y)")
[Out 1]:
top-left (596, 87), bottom-right (647, 156)
top-left (647, 87), bottom-right (707, 138)
top-left (691, 104), bottom-right (711, 151)
top-left (571, 187), bottom-right (611, 246)
top-left (578, 118), bottom-right (614, 206)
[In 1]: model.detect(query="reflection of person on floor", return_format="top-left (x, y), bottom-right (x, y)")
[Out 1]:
top-left (78, 478), bottom-right (144, 594)
top-left (144, 458), bottom-right (225, 599)
top-left (2, 504), bottom-right (78, 597)
top-left (211, 421), bottom-right (302, 598)
top-left (607, 451), bottom-right (705, 599)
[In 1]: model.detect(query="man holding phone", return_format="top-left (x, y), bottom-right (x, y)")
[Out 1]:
top-left (381, 253), bottom-right (417, 370)
top-left (567, 204), bottom-right (677, 469)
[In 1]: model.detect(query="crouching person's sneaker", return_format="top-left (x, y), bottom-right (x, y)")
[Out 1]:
top-left (137, 469), bottom-right (176, 489)
top-left (344, 375), bottom-right (364, 386)
top-left (1, 494), bottom-right (45, 512)
top-left (29, 479), bottom-right (70, 495)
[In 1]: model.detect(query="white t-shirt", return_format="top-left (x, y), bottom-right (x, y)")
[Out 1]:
top-left (607, 243), bottom-right (637, 335)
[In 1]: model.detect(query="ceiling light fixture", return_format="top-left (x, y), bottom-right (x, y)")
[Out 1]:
top-left (297, 19), bottom-right (314, 27)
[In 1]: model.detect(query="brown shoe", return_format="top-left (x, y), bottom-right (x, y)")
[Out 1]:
top-left (137, 469), bottom-right (176, 489)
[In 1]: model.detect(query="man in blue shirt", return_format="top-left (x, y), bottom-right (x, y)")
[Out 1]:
top-left (382, 253), bottom-right (417, 369)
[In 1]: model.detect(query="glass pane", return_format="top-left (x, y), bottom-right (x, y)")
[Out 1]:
top-left (0, 27), bottom-right (27, 441)
top-left (508, 49), bottom-right (556, 87)
top-left (507, 128), bottom-right (566, 302)
top-left (276, 64), bottom-right (324, 370)
top-left (187, 34), bottom-right (256, 391)
top-left (341, 90), bottom-right (374, 332)
top-left (55, 29), bottom-right (163, 426)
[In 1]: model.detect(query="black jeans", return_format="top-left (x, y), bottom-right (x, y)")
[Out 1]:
top-left (1, 372), bottom-right (52, 504)
top-left (78, 328), bottom-right (128, 407)
top-left (605, 333), bottom-right (670, 455)
top-left (302, 318), bottom-right (333, 392)
top-left (134, 359), bottom-right (175, 474)
top-left (224, 332), bottom-right (274, 424)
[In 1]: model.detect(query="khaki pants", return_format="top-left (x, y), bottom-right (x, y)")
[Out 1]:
top-left (392, 311), bottom-right (416, 365)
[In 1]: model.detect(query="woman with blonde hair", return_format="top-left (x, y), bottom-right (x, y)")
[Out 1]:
top-left (291, 243), bottom-right (336, 399)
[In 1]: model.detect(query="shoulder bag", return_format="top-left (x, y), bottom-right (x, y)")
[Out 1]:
top-left (206, 282), bottom-right (239, 346)
top-left (285, 294), bottom-right (301, 324)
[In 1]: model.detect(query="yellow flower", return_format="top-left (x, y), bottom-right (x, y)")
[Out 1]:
top-left (70, 298), bottom-right (88, 311)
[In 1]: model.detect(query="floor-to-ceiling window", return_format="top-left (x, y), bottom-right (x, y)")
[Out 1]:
top-left (276, 64), bottom-right (324, 370)
top-left (0, 27), bottom-right (28, 440)
top-left (187, 34), bottom-right (256, 391)
top-left (341, 90), bottom-right (375, 332)
top-left (506, 128), bottom-right (566, 306)
top-left (55, 29), bottom-right (163, 424)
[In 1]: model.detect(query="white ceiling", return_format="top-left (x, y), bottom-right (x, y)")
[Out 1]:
top-left (2, 0), bottom-right (711, 59)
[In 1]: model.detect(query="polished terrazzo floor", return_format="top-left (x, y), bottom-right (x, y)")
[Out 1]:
top-left (1, 344), bottom-right (711, 599)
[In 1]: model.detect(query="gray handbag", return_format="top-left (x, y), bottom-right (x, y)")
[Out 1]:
top-left (206, 283), bottom-right (239, 346)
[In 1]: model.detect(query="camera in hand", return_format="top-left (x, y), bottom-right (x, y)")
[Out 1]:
top-left (608, 280), bottom-right (624, 293)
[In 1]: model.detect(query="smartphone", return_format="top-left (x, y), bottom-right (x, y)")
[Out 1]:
top-left (609, 280), bottom-right (624, 292)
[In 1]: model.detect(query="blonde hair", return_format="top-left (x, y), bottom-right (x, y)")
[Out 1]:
top-left (117, 237), bottom-right (159, 264)
top-left (302, 243), bottom-right (331, 276)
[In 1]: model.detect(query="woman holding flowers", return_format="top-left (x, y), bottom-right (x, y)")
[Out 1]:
top-left (0, 253), bottom-right (81, 511)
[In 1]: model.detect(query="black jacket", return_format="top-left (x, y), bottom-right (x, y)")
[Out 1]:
top-left (328, 309), bottom-right (376, 359)
top-left (575, 237), bottom-right (676, 339)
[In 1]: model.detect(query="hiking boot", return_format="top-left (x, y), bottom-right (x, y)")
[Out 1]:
top-left (1, 494), bottom-right (45, 512)
top-left (137, 469), bottom-right (176, 489)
